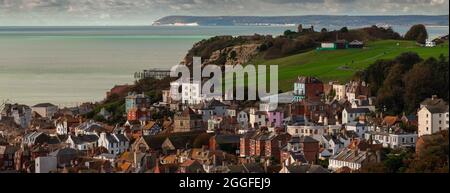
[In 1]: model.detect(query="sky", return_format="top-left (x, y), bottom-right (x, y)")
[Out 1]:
top-left (0, 0), bottom-right (449, 26)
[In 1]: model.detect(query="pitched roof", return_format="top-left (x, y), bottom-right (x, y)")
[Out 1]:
top-left (206, 99), bottom-right (227, 108)
top-left (285, 164), bottom-right (329, 173)
top-left (33, 103), bottom-right (57, 108)
top-left (344, 108), bottom-right (370, 114)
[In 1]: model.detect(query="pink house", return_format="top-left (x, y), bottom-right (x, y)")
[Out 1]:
top-left (266, 110), bottom-right (284, 128)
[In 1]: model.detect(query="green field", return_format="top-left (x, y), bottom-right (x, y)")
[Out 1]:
top-left (249, 40), bottom-right (449, 91)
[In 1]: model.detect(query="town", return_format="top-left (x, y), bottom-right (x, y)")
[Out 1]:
top-left (1, 68), bottom-right (448, 173)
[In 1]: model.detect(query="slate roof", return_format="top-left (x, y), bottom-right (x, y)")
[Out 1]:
top-left (33, 103), bottom-right (57, 108)
top-left (285, 164), bottom-right (330, 173)
top-left (330, 148), bottom-right (368, 164)
top-left (345, 108), bottom-right (370, 114)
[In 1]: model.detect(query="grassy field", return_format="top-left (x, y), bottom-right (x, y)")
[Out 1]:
top-left (248, 40), bottom-right (449, 91)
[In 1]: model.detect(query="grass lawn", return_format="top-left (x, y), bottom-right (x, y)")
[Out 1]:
top-left (247, 40), bottom-right (449, 91)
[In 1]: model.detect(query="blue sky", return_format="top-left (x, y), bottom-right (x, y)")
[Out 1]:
top-left (0, 0), bottom-right (448, 25)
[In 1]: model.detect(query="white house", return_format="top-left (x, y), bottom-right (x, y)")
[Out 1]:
top-left (249, 108), bottom-right (267, 128)
top-left (98, 132), bottom-right (130, 155)
top-left (31, 103), bottom-right (58, 118)
top-left (342, 108), bottom-right (370, 124)
top-left (170, 81), bottom-right (202, 105)
top-left (364, 130), bottom-right (417, 149)
top-left (287, 124), bottom-right (327, 141)
top-left (66, 134), bottom-right (99, 151)
top-left (417, 96), bottom-right (449, 137)
top-left (345, 121), bottom-right (369, 137)
top-left (328, 148), bottom-right (378, 171)
top-left (425, 39), bottom-right (436, 47)
top-left (199, 99), bottom-right (228, 121)
top-left (332, 84), bottom-right (346, 101)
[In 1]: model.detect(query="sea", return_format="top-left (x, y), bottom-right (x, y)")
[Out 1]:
top-left (0, 25), bottom-right (448, 107)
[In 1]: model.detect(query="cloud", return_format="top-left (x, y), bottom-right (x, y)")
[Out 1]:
top-left (0, 0), bottom-right (448, 25)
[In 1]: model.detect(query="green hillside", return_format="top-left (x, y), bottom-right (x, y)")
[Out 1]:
top-left (252, 40), bottom-right (449, 91)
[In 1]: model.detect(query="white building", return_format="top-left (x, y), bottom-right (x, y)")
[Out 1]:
top-left (328, 148), bottom-right (378, 171)
top-left (425, 39), bottom-right (436, 47)
top-left (287, 124), bottom-right (327, 141)
top-left (342, 108), bottom-right (370, 124)
top-left (332, 84), bottom-right (346, 101)
top-left (170, 81), bottom-right (202, 105)
top-left (417, 96), bottom-right (449, 137)
top-left (66, 135), bottom-right (99, 151)
top-left (31, 103), bottom-right (58, 118)
top-left (345, 121), bottom-right (369, 137)
top-left (98, 132), bottom-right (130, 155)
top-left (249, 108), bottom-right (267, 128)
top-left (364, 130), bottom-right (417, 149)
top-left (35, 156), bottom-right (57, 173)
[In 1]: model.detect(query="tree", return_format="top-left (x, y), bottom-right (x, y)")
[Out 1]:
top-left (404, 24), bottom-right (428, 44)
top-left (321, 28), bottom-right (328, 33)
top-left (340, 27), bottom-right (349, 33)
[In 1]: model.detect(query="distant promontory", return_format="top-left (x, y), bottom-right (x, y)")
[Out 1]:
top-left (153, 15), bottom-right (449, 26)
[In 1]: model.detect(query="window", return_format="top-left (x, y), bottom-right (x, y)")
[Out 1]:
top-left (410, 138), bottom-right (414, 143)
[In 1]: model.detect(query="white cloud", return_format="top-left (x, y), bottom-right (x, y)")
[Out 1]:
top-left (0, 0), bottom-right (448, 25)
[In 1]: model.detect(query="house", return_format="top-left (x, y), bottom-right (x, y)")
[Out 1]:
top-left (226, 163), bottom-right (265, 173)
top-left (266, 108), bottom-right (284, 129)
top-left (199, 99), bottom-right (228, 121)
top-left (417, 95), bottom-right (449, 137)
top-left (364, 127), bottom-right (417, 148)
top-left (279, 164), bottom-right (329, 173)
top-left (48, 148), bottom-right (79, 168)
top-left (425, 39), bottom-right (436, 47)
top-left (332, 84), bottom-right (346, 101)
top-left (141, 121), bottom-right (162, 136)
top-left (75, 121), bottom-right (107, 136)
top-left (127, 107), bottom-right (151, 122)
top-left (320, 135), bottom-right (348, 156)
top-left (0, 145), bottom-right (18, 170)
top-left (351, 98), bottom-right (376, 112)
top-left (22, 131), bottom-right (50, 146)
top-left (237, 111), bottom-right (249, 131)
top-left (125, 92), bottom-right (150, 113)
top-left (292, 76), bottom-right (324, 102)
top-left (0, 103), bottom-right (32, 129)
top-left (328, 148), bottom-right (379, 172)
top-left (286, 124), bottom-right (327, 140)
top-left (264, 133), bottom-right (291, 162)
top-left (319, 42), bottom-right (336, 50)
top-left (178, 159), bottom-right (205, 173)
top-left (170, 81), bottom-right (202, 105)
top-left (35, 156), bottom-right (57, 173)
top-left (55, 115), bottom-right (80, 135)
top-left (335, 40), bottom-right (349, 49)
top-left (342, 108), bottom-right (370, 124)
top-left (98, 132), bottom-right (129, 155)
top-left (249, 108), bottom-right (267, 129)
top-left (31, 103), bottom-right (58, 118)
top-left (345, 121), bottom-right (369, 137)
top-left (209, 134), bottom-right (240, 154)
top-left (131, 135), bottom-right (166, 153)
top-left (66, 134), bottom-right (99, 151)
top-left (280, 136), bottom-right (319, 165)
top-left (345, 81), bottom-right (371, 103)
top-left (348, 40), bottom-right (364, 48)
top-left (173, 107), bottom-right (203, 133)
